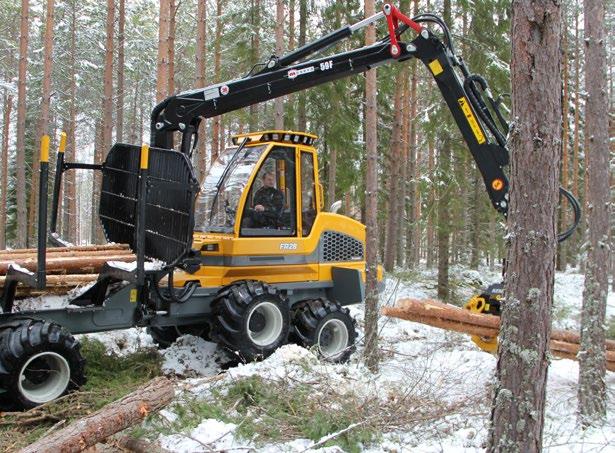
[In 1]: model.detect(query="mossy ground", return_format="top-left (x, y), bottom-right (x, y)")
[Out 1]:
top-left (0, 337), bottom-right (162, 451)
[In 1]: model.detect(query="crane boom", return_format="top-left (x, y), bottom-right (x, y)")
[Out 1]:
top-left (150, 3), bottom-right (579, 234)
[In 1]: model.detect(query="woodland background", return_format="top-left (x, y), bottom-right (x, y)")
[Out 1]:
top-left (0, 0), bottom-right (613, 298)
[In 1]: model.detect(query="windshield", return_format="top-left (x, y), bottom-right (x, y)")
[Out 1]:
top-left (195, 144), bottom-right (267, 232)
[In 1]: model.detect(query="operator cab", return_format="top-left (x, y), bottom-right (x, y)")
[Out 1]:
top-left (195, 131), bottom-right (321, 238)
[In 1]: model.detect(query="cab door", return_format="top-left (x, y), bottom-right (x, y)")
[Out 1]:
top-left (225, 145), bottom-right (319, 284)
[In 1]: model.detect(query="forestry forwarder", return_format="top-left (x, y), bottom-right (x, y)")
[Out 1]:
top-left (0, 4), bottom-right (579, 409)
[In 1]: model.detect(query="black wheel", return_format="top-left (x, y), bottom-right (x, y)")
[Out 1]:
top-left (292, 299), bottom-right (357, 363)
top-left (147, 324), bottom-right (210, 349)
top-left (211, 281), bottom-right (290, 362)
top-left (0, 319), bottom-right (86, 410)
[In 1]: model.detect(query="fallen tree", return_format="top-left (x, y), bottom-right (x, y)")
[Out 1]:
top-left (382, 298), bottom-right (615, 371)
top-left (20, 377), bottom-right (174, 453)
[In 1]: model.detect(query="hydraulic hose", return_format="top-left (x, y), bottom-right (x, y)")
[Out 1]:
top-left (558, 187), bottom-right (581, 243)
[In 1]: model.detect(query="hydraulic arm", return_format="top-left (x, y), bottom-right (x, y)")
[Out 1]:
top-left (151, 3), bottom-right (580, 238)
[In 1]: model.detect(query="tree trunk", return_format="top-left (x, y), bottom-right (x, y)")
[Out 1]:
top-left (15, 0), bottom-right (29, 248)
top-left (64, 0), bottom-right (78, 244)
top-left (384, 72), bottom-right (404, 272)
top-left (195, 0), bottom-right (207, 181)
top-left (28, 0), bottom-right (54, 244)
top-left (570, 2), bottom-right (581, 267)
top-left (296, 0), bottom-right (307, 130)
top-left (116, 0), bottom-right (125, 143)
top-left (21, 377), bottom-right (174, 453)
top-left (557, 10), bottom-right (569, 271)
top-left (0, 93), bottom-right (12, 249)
top-left (327, 144), bottom-right (336, 208)
top-left (469, 170), bottom-right (481, 269)
top-left (211, 0), bottom-right (223, 164)
top-left (248, 0), bottom-right (260, 131)
top-left (436, 138), bottom-right (451, 302)
top-left (363, 0), bottom-right (379, 374)
top-left (274, 0), bottom-right (285, 129)
top-left (426, 137), bottom-right (435, 267)
top-left (156, 0), bottom-right (170, 103)
top-left (168, 0), bottom-right (176, 96)
top-left (577, 0), bottom-right (609, 427)
top-left (488, 1), bottom-right (561, 451)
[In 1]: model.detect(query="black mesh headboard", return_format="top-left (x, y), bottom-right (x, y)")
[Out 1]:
top-left (99, 143), bottom-right (199, 265)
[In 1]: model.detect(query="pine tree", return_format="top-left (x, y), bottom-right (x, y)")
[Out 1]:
top-left (15, 0), bottom-right (29, 248)
top-left (1, 93), bottom-right (12, 249)
top-left (578, 0), bottom-right (610, 428)
top-left (488, 0), bottom-right (562, 449)
top-left (363, 0), bottom-right (379, 373)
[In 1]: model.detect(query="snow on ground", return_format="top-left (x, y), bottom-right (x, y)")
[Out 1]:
top-left (11, 264), bottom-right (615, 451)
top-left (146, 266), bottom-right (615, 452)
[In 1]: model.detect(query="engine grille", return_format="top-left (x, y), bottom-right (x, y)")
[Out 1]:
top-left (321, 231), bottom-right (364, 262)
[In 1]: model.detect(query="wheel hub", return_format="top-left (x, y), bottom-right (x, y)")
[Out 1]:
top-left (247, 301), bottom-right (284, 347)
top-left (18, 352), bottom-right (71, 404)
top-left (249, 311), bottom-right (267, 332)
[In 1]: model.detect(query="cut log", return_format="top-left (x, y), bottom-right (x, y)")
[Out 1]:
top-left (383, 306), bottom-right (499, 338)
top-left (0, 243), bottom-right (129, 258)
top-left (0, 274), bottom-right (98, 288)
top-left (0, 254), bottom-right (136, 274)
top-left (383, 299), bottom-right (615, 371)
top-left (20, 377), bottom-right (175, 453)
top-left (0, 248), bottom-right (134, 261)
top-left (389, 298), bottom-right (615, 351)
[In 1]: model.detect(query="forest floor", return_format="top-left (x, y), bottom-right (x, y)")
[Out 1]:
top-left (5, 265), bottom-right (615, 452)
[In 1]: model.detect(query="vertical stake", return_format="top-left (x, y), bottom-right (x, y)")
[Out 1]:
top-left (37, 135), bottom-right (50, 289)
top-left (50, 131), bottom-right (67, 235)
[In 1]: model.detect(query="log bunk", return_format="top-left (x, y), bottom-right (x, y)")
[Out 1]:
top-left (0, 244), bottom-right (134, 298)
top-left (383, 298), bottom-right (615, 371)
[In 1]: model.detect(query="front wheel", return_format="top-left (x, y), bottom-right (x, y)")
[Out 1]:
top-left (211, 281), bottom-right (290, 362)
top-left (0, 319), bottom-right (86, 410)
top-left (292, 299), bottom-right (357, 363)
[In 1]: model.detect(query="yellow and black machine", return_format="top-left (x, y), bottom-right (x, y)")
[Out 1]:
top-left (0, 3), bottom-right (579, 409)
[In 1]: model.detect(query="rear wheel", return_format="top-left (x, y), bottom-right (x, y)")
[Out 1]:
top-left (292, 299), bottom-right (357, 363)
top-left (211, 281), bottom-right (290, 362)
top-left (0, 319), bottom-right (86, 410)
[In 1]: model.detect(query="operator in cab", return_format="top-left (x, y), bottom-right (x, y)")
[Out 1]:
top-left (249, 171), bottom-right (284, 228)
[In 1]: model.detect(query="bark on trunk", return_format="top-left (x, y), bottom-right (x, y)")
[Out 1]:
top-left (21, 377), bottom-right (174, 453)
top-left (488, 1), bottom-right (561, 451)
top-left (15, 0), bottom-right (29, 248)
top-left (363, 0), bottom-right (379, 374)
top-left (0, 253), bottom-right (135, 274)
top-left (156, 0), bottom-right (170, 103)
top-left (248, 0), bottom-right (260, 131)
top-left (211, 0), bottom-right (223, 163)
top-left (1, 94), bottom-right (12, 249)
top-left (557, 12), bottom-right (569, 271)
top-left (274, 0), bottom-right (285, 129)
top-left (28, 0), bottom-right (54, 244)
top-left (64, 0), bottom-right (78, 244)
top-left (168, 0), bottom-right (176, 96)
top-left (577, 0), bottom-right (610, 427)
top-left (195, 0), bottom-right (207, 180)
top-left (436, 138), bottom-right (451, 302)
top-left (296, 0), bottom-right (307, 130)
top-left (384, 72), bottom-right (404, 272)
top-left (116, 0), bottom-right (125, 143)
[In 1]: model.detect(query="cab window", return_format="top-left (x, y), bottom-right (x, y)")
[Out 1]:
top-left (240, 146), bottom-right (297, 237)
top-left (300, 152), bottom-right (317, 236)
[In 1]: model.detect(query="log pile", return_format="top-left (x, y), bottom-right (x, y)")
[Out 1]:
top-left (382, 298), bottom-right (615, 371)
top-left (0, 244), bottom-right (134, 298)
